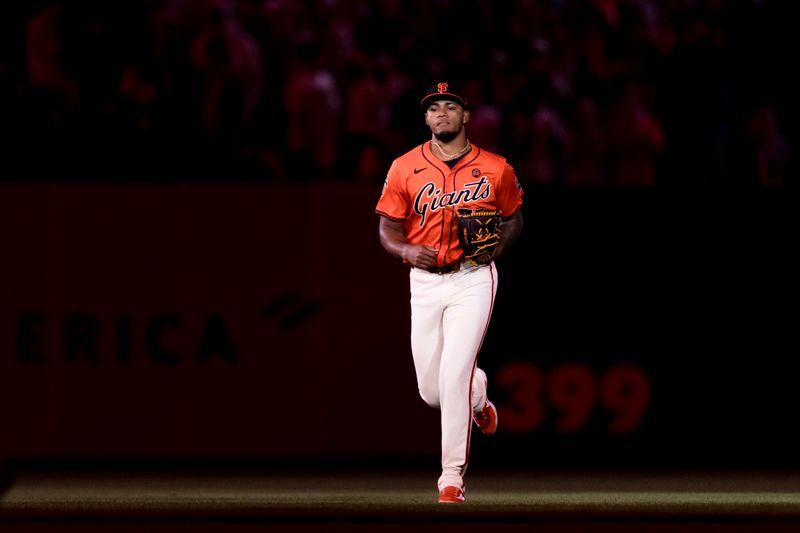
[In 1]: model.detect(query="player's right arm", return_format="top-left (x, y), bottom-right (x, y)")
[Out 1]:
top-left (378, 216), bottom-right (438, 269)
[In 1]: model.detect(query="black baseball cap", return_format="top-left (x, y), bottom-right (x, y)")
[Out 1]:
top-left (420, 82), bottom-right (468, 109)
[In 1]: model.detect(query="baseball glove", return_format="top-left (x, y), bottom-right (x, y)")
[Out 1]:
top-left (456, 208), bottom-right (502, 266)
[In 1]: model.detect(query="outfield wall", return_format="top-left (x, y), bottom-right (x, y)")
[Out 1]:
top-left (1, 183), bottom-right (798, 467)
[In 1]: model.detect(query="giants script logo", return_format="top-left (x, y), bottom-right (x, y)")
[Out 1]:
top-left (413, 177), bottom-right (491, 227)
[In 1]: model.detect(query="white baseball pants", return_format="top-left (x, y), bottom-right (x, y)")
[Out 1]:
top-left (409, 261), bottom-right (497, 491)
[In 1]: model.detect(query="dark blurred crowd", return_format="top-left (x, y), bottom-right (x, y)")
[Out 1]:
top-left (0, 0), bottom-right (795, 189)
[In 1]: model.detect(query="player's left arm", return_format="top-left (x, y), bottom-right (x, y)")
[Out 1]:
top-left (494, 162), bottom-right (524, 259)
top-left (496, 210), bottom-right (523, 258)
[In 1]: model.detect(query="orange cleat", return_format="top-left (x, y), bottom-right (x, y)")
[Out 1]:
top-left (438, 486), bottom-right (465, 503)
top-left (473, 399), bottom-right (498, 435)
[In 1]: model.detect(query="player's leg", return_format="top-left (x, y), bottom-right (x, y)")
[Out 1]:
top-left (436, 262), bottom-right (498, 492)
top-left (472, 366), bottom-right (498, 435)
top-left (409, 268), bottom-right (445, 408)
top-left (472, 367), bottom-right (489, 413)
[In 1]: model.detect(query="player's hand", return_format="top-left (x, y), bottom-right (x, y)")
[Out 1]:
top-left (402, 245), bottom-right (438, 269)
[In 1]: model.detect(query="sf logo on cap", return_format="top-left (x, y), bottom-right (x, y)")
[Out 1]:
top-left (437, 82), bottom-right (448, 93)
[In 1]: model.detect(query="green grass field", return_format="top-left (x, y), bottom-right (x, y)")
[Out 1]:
top-left (3, 467), bottom-right (800, 532)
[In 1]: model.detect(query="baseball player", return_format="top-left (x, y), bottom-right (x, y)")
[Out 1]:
top-left (376, 82), bottom-right (523, 503)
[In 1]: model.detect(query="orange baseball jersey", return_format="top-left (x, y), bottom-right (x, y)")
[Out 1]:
top-left (376, 142), bottom-right (524, 267)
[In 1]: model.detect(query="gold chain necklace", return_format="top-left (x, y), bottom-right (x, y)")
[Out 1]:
top-left (431, 139), bottom-right (471, 160)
